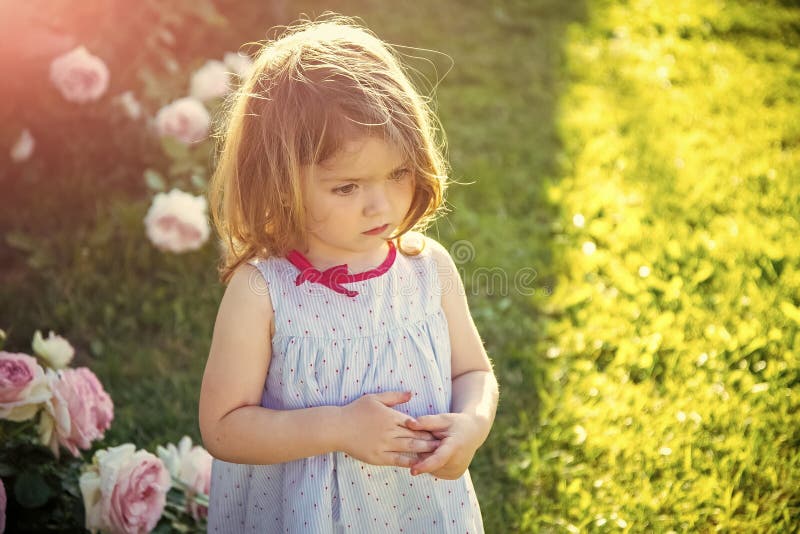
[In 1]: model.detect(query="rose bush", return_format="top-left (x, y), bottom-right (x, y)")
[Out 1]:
top-left (1, 3), bottom-right (289, 531)
top-left (0, 330), bottom-right (212, 533)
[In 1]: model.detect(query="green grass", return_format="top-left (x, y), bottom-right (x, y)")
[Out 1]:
top-left (1, 0), bottom-right (798, 531)
top-left (516, 0), bottom-right (800, 531)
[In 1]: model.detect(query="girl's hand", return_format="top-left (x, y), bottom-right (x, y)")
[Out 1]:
top-left (404, 413), bottom-right (484, 480)
top-left (336, 391), bottom-right (441, 468)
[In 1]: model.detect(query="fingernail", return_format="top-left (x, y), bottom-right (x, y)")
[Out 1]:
top-left (406, 418), bottom-right (418, 426)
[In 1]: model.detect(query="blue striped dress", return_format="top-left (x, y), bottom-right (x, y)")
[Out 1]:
top-left (206, 240), bottom-right (484, 533)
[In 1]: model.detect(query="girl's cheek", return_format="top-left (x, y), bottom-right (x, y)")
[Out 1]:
top-left (304, 196), bottom-right (336, 226)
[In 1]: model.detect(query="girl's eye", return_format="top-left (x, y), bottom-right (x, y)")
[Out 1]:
top-left (333, 184), bottom-right (357, 195)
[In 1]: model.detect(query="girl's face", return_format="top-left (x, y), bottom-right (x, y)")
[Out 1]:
top-left (302, 136), bottom-right (415, 264)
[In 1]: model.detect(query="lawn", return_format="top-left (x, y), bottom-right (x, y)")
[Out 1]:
top-left (1, 0), bottom-right (798, 532)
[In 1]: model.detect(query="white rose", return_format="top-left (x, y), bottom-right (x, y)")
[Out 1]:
top-left (49, 46), bottom-right (110, 103)
top-left (155, 435), bottom-right (190, 479)
top-left (10, 129), bottom-right (35, 162)
top-left (156, 436), bottom-right (212, 489)
top-left (153, 97), bottom-right (210, 145)
top-left (189, 60), bottom-right (231, 101)
top-left (32, 330), bottom-right (75, 369)
top-left (144, 189), bottom-right (210, 253)
top-left (156, 436), bottom-right (212, 520)
top-left (223, 51), bottom-right (254, 79)
top-left (182, 445), bottom-right (213, 492)
top-left (114, 90), bottom-right (142, 120)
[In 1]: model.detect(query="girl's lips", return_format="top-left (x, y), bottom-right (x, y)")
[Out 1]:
top-left (362, 224), bottom-right (389, 235)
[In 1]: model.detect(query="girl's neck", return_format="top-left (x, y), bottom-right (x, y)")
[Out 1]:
top-left (293, 239), bottom-right (393, 274)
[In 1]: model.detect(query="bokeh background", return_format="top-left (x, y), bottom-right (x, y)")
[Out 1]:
top-left (1, 0), bottom-right (799, 531)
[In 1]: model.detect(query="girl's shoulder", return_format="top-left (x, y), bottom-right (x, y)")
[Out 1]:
top-left (398, 231), bottom-right (449, 260)
top-left (397, 232), bottom-right (459, 297)
top-left (399, 232), bottom-right (454, 272)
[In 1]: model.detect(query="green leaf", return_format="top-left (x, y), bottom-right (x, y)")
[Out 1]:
top-left (193, 0), bottom-right (227, 26)
top-left (144, 169), bottom-right (167, 192)
top-left (151, 522), bottom-right (174, 534)
top-left (138, 68), bottom-right (166, 102)
top-left (5, 231), bottom-right (37, 252)
top-left (90, 338), bottom-right (105, 357)
top-left (190, 173), bottom-right (207, 190)
top-left (161, 136), bottom-right (191, 161)
top-left (168, 159), bottom-right (196, 177)
top-left (14, 471), bottom-right (53, 508)
top-left (0, 461), bottom-right (17, 477)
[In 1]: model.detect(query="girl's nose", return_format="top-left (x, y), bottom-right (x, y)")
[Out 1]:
top-left (362, 185), bottom-right (390, 217)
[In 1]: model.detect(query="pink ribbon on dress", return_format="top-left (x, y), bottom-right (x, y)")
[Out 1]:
top-left (293, 263), bottom-right (359, 297)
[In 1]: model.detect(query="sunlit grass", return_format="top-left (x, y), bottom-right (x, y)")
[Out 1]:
top-left (519, 0), bottom-right (800, 531)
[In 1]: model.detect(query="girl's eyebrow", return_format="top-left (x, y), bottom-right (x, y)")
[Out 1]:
top-left (320, 161), bottom-right (410, 182)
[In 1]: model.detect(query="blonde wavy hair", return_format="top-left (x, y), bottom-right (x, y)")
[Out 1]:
top-left (208, 14), bottom-right (449, 284)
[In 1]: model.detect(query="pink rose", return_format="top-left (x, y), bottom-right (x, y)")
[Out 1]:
top-left (189, 60), bottom-right (231, 101)
top-left (49, 46), bottom-right (110, 103)
top-left (38, 368), bottom-right (114, 458)
top-left (156, 436), bottom-right (213, 519)
top-left (0, 351), bottom-right (51, 422)
top-left (0, 477), bottom-right (6, 534)
top-left (153, 97), bottom-right (210, 145)
top-left (144, 189), bottom-right (210, 253)
top-left (80, 444), bottom-right (171, 534)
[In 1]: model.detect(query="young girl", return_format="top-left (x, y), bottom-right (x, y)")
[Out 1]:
top-left (199, 15), bottom-right (499, 533)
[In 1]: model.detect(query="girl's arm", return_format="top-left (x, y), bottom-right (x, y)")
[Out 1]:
top-left (199, 263), bottom-right (439, 466)
top-left (405, 237), bottom-right (500, 478)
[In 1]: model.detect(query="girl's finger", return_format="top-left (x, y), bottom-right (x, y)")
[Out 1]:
top-left (392, 453), bottom-right (415, 468)
top-left (416, 451), bottom-right (434, 461)
top-left (387, 439), bottom-right (440, 455)
top-left (406, 414), bottom-right (450, 432)
top-left (410, 441), bottom-right (454, 475)
top-left (394, 426), bottom-right (437, 441)
top-left (374, 390), bottom-right (413, 407)
top-left (409, 438), bottom-right (440, 453)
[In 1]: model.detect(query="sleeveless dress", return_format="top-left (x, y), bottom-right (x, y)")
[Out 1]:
top-left (206, 240), bottom-right (484, 533)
